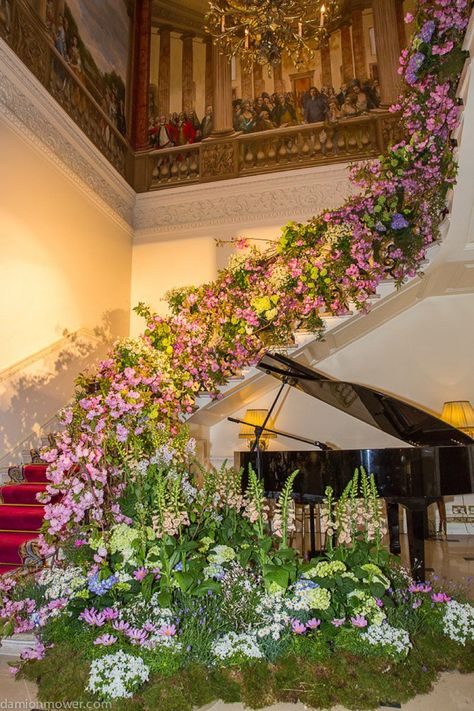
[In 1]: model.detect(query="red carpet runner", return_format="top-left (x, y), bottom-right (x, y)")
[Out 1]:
top-left (0, 464), bottom-right (49, 575)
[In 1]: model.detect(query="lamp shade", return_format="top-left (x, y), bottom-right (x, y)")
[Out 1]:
top-left (239, 409), bottom-right (277, 439)
top-left (441, 400), bottom-right (474, 437)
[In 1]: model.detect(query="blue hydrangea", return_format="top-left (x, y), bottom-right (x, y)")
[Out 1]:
top-left (88, 573), bottom-right (118, 595)
top-left (406, 52), bottom-right (425, 85)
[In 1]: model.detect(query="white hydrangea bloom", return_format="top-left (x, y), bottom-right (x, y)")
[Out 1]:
top-left (208, 545), bottom-right (236, 565)
top-left (213, 631), bottom-right (263, 661)
top-left (255, 593), bottom-right (290, 641)
top-left (363, 623), bottom-right (411, 658)
top-left (37, 566), bottom-right (86, 600)
top-left (87, 650), bottom-right (149, 699)
top-left (442, 600), bottom-right (474, 645)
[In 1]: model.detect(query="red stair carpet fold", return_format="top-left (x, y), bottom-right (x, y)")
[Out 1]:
top-left (0, 464), bottom-right (49, 575)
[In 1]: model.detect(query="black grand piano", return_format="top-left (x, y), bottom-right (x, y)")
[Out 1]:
top-left (238, 352), bottom-right (474, 580)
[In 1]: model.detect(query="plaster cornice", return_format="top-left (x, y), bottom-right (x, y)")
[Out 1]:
top-left (0, 39), bottom-right (135, 233)
top-left (133, 163), bottom-right (357, 239)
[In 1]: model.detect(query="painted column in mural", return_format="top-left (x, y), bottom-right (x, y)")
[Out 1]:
top-left (131, 0), bottom-right (151, 149)
top-left (240, 59), bottom-right (253, 100)
top-left (273, 62), bottom-right (285, 93)
top-left (320, 41), bottom-right (332, 88)
top-left (372, 0), bottom-right (401, 105)
top-left (205, 37), bottom-right (213, 110)
top-left (351, 3), bottom-right (367, 80)
top-left (395, 0), bottom-right (407, 51)
top-left (211, 44), bottom-right (234, 135)
top-left (340, 23), bottom-right (355, 82)
top-left (253, 63), bottom-right (265, 96)
top-left (158, 26), bottom-right (171, 117)
top-left (182, 33), bottom-right (194, 113)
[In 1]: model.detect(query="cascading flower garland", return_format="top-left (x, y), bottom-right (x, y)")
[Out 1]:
top-left (37, 0), bottom-right (470, 554)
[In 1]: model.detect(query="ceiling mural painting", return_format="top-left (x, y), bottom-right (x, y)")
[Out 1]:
top-left (148, 0), bottom-right (405, 147)
top-left (25, 0), bottom-right (132, 135)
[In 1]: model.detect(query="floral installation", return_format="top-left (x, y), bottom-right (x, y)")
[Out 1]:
top-left (0, 1), bottom-right (473, 709)
top-left (1, 466), bottom-right (474, 709)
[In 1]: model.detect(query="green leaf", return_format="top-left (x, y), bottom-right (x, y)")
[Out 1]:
top-left (263, 565), bottom-right (289, 591)
top-left (174, 571), bottom-right (194, 593)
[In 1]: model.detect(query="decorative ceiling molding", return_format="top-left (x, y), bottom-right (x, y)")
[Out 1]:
top-left (152, 0), bottom-right (206, 36)
top-left (0, 39), bottom-right (135, 233)
top-left (134, 163), bottom-right (357, 239)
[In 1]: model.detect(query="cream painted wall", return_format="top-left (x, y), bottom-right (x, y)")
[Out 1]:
top-left (0, 116), bottom-right (132, 458)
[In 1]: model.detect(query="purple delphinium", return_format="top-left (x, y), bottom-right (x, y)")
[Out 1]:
top-left (420, 20), bottom-right (436, 43)
top-left (391, 213), bottom-right (409, 230)
top-left (405, 51), bottom-right (425, 85)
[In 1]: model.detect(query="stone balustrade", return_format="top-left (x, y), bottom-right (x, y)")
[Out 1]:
top-left (134, 111), bottom-right (403, 192)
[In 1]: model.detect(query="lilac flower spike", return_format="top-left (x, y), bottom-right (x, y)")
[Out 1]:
top-left (351, 615), bottom-right (368, 628)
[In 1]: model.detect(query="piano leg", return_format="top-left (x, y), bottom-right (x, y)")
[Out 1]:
top-left (386, 502), bottom-right (401, 555)
top-left (404, 502), bottom-right (429, 581)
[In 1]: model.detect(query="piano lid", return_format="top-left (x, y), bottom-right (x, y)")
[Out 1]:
top-left (258, 352), bottom-right (473, 447)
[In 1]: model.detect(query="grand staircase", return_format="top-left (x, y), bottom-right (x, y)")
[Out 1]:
top-left (0, 464), bottom-right (49, 575)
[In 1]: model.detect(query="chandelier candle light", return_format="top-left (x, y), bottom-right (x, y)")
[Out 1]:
top-left (205, 0), bottom-right (340, 72)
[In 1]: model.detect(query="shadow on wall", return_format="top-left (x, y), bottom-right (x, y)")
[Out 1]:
top-left (0, 310), bottom-right (127, 464)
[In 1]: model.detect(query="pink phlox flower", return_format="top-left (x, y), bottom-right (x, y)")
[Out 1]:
top-left (351, 615), bottom-right (368, 628)
top-left (431, 592), bottom-right (451, 603)
top-left (79, 608), bottom-right (106, 627)
top-left (94, 634), bottom-right (117, 646)
top-left (102, 608), bottom-right (119, 620)
top-left (112, 620), bottom-right (130, 632)
top-left (158, 624), bottom-right (177, 637)
top-left (127, 627), bottom-right (148, 645)
top-left (291, 620), bottom-right (306, 635)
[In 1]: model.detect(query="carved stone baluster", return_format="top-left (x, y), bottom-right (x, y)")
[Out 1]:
top-left (267, 139), bottom-right (277, 164)
top-left (301, 132), bottom-right (311, 157)
top-left (189, 151), bottom-right (199, 178)
top-left (161, 157), bottom-right (171, 181)
top-left (169, 156), bottom-right (179, 182)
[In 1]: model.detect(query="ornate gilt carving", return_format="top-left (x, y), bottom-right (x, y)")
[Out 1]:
top-left (200, 141), bottom-right (236, 179)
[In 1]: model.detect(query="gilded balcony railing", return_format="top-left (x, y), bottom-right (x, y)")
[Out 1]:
top-left (0, 0), bottom-right (132, 180)
top-left (133, 111), bottom-right (403, 192)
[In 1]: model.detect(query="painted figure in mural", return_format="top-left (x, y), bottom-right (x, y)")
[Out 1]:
top-left (201, 106), bottom-right (214, 139)
top-left (304, 87), bottom-right (328, 123)
top-left (254, 110), bottom-right (275, 132)
top-left (0, 0), bottom-right (12, 33)
top-left (176, 112), bottom-right (196, 145)
top-left (239, 100), bottom-right (255, 133)
top-left (150, 116), bottom-right (175, 149)
top-left (187, 110), bottom-right (202, 141)
top-left (69, 35), bottom-right (83, 77)
top-left (327, 97), bottom-right (342, 122)
top-left (55, 14), bottom-right (69, 60)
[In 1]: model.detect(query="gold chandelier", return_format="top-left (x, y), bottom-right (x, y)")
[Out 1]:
top-left (205, 1), bottom-right (341, 72)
